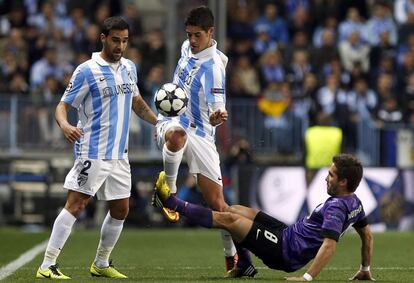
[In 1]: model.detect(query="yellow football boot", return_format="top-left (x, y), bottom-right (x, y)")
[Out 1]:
top-left (152, 171), bottom-right (180, 223)
top-left (36, 264), bottom-right (71, 279)
top-left (90, 261), bottom-right (127, 278)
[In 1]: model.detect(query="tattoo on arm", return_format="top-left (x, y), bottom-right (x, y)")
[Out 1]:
top-left (133, 97), bottom-right (157, 125)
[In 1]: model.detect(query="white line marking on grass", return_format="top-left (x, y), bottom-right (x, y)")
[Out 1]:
top-left (0, 240), bottom-right (47, 280)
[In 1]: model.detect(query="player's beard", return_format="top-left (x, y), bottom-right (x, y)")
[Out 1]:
top-left (327, 182), bottom-right (339, 196)
top-left (110, 49), bottom-right (122, 62)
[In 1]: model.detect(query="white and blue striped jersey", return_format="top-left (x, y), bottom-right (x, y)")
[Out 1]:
top-left (61, 52), bottom-right (139, 160)
top-left (159, 39), bottom-right (227, 139)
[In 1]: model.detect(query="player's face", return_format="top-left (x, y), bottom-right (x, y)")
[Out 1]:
top-left (186, 25), bottom-right (213, 54)
top-left (326, 163), bottom-right (340, 196)
top-left (101, 29), bottom-right (129, 62)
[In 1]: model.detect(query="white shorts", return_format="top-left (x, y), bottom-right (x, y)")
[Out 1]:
top-left (63, 158), bottom-right (131, 201)
top-left (156, 120), bottom-right (223, 186)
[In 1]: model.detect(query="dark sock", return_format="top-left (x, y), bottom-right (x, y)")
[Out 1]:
top-left (235, 242), bottom-right (252, 268)
top-left (164, 195), bottom-right (213, 228)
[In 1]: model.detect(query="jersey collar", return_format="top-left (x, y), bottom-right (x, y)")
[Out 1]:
top-left (190, 40), bottom-right (217, 59)
top-left (92, 52), bottom-right (127, 67)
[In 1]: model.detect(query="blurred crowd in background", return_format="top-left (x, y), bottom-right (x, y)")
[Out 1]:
top-left (0, 0), bottom-right (413, 159)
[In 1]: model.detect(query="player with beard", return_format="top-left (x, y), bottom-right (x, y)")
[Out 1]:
top-left (36, 17), bottom-right (157, 279)
top-left (154, 154), bottom-right (375, 281)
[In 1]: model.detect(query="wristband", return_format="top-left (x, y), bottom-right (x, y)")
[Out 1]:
top-left (360, 265), bottom-right (370, 272)
top-left (303, 272), bottom-right (313, 281)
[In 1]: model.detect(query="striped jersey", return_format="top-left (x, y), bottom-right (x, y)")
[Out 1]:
top-left (61, 52), bottom-right (139, 160)
top-left (158, 39), bottom-right (227, 139)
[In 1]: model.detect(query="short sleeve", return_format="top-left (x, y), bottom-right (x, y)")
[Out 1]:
top-left (321, 203), bottom-right (347, 241)
top-left (202, 64), bottom-right (226, 105)
top-left (61, 66), bottom-right (89, 108)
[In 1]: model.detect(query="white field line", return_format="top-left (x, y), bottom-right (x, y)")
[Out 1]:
top-left (0, 240), bottom-right (47, 280)
top-left (11, 265), bottom-right (414, 271)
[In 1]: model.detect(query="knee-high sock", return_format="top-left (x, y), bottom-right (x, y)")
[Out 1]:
top-left (221, 229), bottom-right (237, 257)
top-left (94, 212), bottom-right (124, 268)
top-left (40, 208), bottom-right (76, 269)
top-left (164, 195), bottom-right (212, 228)
top-left (163, 144), bottom-right (185, 193)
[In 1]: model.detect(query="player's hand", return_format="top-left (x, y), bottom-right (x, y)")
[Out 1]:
top-left (209, 109), bottom-right (228, 126)
top-left (349, 270), bottom-right (376, 281)
top-left (61, 124), bottom-right (83, 143)
top-left (284, 276), bottom-right (307, 281)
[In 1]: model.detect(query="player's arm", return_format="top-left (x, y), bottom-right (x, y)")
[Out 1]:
top-left (349, 224), bottom-right (375, 281)
top-left (285, 237), bottom-right (337, 281)
top-left (55, 101), bottom-right (83, 143)
top-left (132, 95), bottom-right (157, 125)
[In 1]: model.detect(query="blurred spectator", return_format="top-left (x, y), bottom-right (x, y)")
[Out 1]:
top-left (121, 2), bottom-right (143, 46)
top-left (258, 50), bottom-right (285, 87)
top-left (285, 0), bottom-right (310, 20)
top-left (301, 72), bottom-right (320, 125)
top-left (27, 1), bottom-right (72, 39)
top-left (315, 74), bottom-right (348, 123)
top-left (363, 1), bottom-right (397, 47)
top-left (141, 64), bottom-right (164, 99)
top-left (92, 3), bottom-right (110, 25)
top-left (139, 29), bottom-right (166, 79)
top-left (254, 3), bottom-right (289, 47)
top-left (227, 5), bottom-right (255, 42)
top-left (376, 95), bottom-right (404, 125)
top-left (29, 46), bottom-right (66, 88)
top-left (0, 4), bottom-right (27, 36)
top-left (259, 82), bottom-right (297, 153)
top-left (284, 30), bottom-right (311, 63)
top-left (347, 77), bottom-right (378, 123)
top-left (227, 73), bottom-right (251, 97)
top-left (31, 75), bottom-right (64, 145)
top-left (72, 22), bottom-right (100, 56)
top-left (370, 31), bottom-right (396, 71)
top-left (310, 29), bottom-right (338, 72)
top-left (397, 51), bottom-right (414, 103)
top-left (394, 0), bottom-right (414, 24)
top-left (321, 56), bottom-right (350, 87)
top-left (253, 25), bottom-right (277, 56)
top-left (287, 4), bottom-right (313, 38)
top-left (338, 30), bottom-right (370, 73)
top-left (370, 55), bottom-right (395, 88)
top-left (338, 7), bottom-right (365, 43)
top-left (8, 73), bottom-right (29, 96)
top-left (232, 56), bottom-right (261, 97)
top-left (70, 8), bottom-right (92, 53)
top-left (402, 73), bottom-right (414, 125)
top-left (286, 49), bottom-right (312, 97)
top-left (312, 15), bottom-right (337, 48)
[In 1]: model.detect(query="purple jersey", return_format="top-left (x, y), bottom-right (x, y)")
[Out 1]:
top-left (282, 194), bottom-right (366, 271)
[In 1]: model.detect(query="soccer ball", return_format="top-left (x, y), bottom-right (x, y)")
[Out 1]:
top-left (154, 83), bottom-right (188, 117)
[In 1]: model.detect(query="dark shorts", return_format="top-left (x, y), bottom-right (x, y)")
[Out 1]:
top-left (240, 211), bottom-right (291, 271)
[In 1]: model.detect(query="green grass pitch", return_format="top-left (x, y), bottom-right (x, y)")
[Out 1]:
top-left (0, 227), bottom-right (413, 282)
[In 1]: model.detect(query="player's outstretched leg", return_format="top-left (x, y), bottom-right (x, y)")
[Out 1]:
top-left (36, 264), bottom-right (71, 280)
top-left (152, 171), bottom-right (180, 222)
top-left (90, 260), bottom-right (127, 278)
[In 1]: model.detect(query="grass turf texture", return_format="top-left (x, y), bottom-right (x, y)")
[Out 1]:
top-left (0, 227), bottom-right (413, 282)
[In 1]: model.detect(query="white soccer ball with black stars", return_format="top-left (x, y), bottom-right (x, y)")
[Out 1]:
top-left (154, 83), bottom-right (188, 117)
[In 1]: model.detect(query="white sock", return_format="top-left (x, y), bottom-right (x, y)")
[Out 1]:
top-left (94, 212), bottom-right (124, 268)
top-left (41, 208), bottom-right (76, 269)
top-left (221, 229), bottom-right (237, 257)
top-left (163, 143), bottom-right (185, 193)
